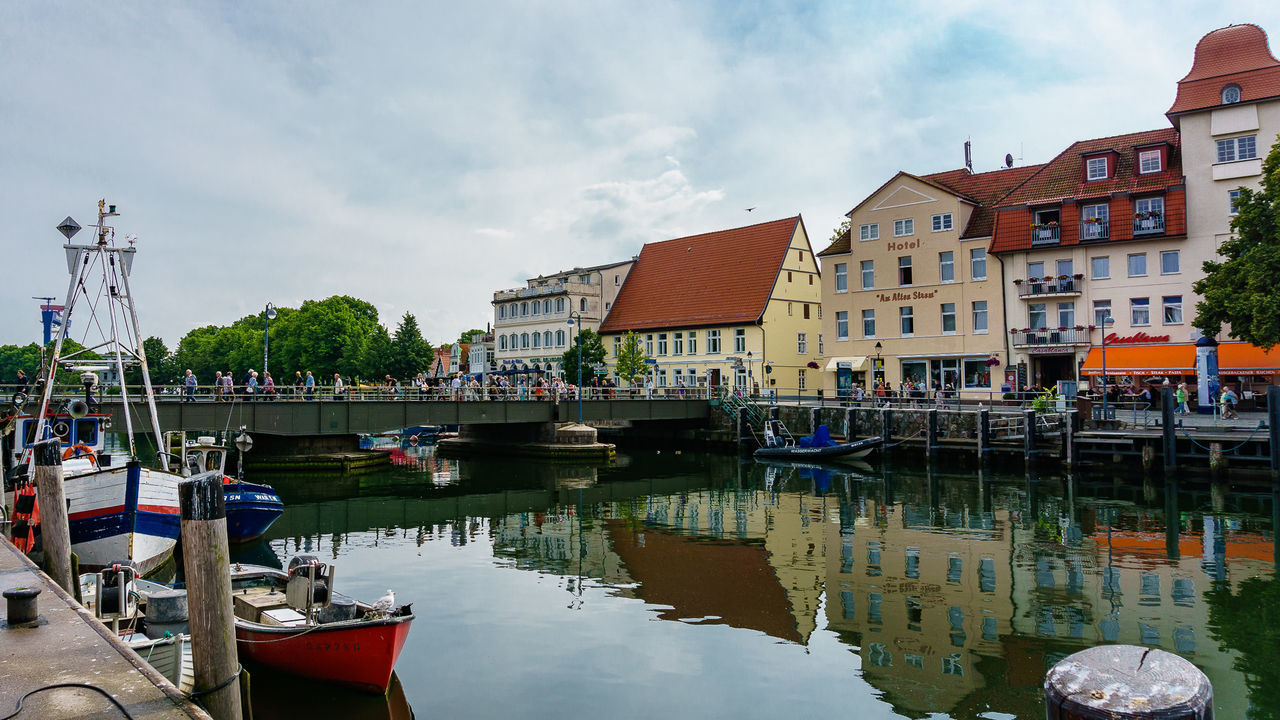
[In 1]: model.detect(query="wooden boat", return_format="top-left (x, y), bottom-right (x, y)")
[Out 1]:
top-left (229, 557), bottom-right (414, 694)
top-left (753, 421), bottom-right (882, 461)
top-left (119, 632), bottom-right (195, 696)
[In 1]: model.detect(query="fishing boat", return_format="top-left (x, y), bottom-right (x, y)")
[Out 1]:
top-left (229, 557), bottom-right (414, 694)
top-left (753, 421), bottom-right (882, 461)
top-left (5, 202), bottom-right (182, 574)
top-left (168, 432), bottom-right (283, 543)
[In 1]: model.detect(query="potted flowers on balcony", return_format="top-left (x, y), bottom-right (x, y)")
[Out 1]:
top-left (1013, 278), bottom-right (1023, 285)
top-left (1073, 325), bottom-right (1086, 332)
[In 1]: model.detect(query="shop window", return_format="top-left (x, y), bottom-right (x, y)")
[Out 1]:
top-left (963, 359), bottom-right (990, 388)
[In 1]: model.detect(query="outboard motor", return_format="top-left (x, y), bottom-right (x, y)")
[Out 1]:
top-left (286, 555), bottom-right (332, 615)
top-left (97, 561), bottom-right (138, 620)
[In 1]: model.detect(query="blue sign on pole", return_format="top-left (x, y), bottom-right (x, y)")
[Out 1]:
top-left (643, 358), bottom-right (657, 365)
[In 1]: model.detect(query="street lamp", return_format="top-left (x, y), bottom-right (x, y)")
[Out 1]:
top-left (566, 311), bottom-right (583, 423)
top-left (874, 341), bottom-right (883, 385)
top-left (263, 302), bottom-right (277, 377)
top-left (746, 351), bottom-right (753, 397)
top-left (1099, 315), bottom-right (1115, 420)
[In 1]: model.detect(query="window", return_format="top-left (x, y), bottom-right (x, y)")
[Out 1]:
top-left (859, 224), bottom-right (879, 241)
top-left (615, 274), bottom-right (620, 285)
top-left (861, 260), bottom-right (874, 289)
top-left (803, 303), bottom-right (810, 319)
top-left (673, 332), bottom-right (683, 355)
top-left (1056, 259), bottom-right (1073, 278)
top-left (900, 307), bottom-right (914, 336)
top-left (1058, 301), bottom-right (1075, 328)
top-left (932, 213), bottom-right (953, 232)
top-left (734, 329), bottom-right (746, 353)
top-left (1091, 256), bottom-right (1110, 279)
top-left (836, 311), bottom-right (849, 340)
top-left (706, 330), bottom-right (720, 354)
top-left (818, 333), bottom-right (823, 354)
top-left (893, 218), bottom-right (914, 237)
top-left (788, 302), bottom-right (793, 316)
top-left (499, 335), bottom-right (508, 350)
top-left (797, 333), bottom-right (808, 354)
top-left (556, 329), bottom-right (565, 346)
top-left (1217, 135), bottom-right (1258, 163)
top-left (1163, 296), bottom-right (1183, 324)
top-left (579, 298), bottom-right (588, 312)
top-left (898, 256), bottom-right (913, 286)
top-left (544, 331), bottom-right (553, 346)
top-left (1086, 156), bottom-right (1108, 180)
top-left (834, 263), bottom-right (848, 292)
top-left (970, 247), bottom-right (986, 280)
top-left (941, 303), bottom-right (956, 334)
top-left (556, 297), bottom-right (565, 313)
top-left (1082, 203), bottom-right (1109, 240)
top-left (1222, 84), bottom-right (1241, 104)
top-left (498, 305), bottom-right (507, 319)
top-left (972, 301), bottom-right (988, 333)
top-left (939, 251), bottom-right (955, 283)
top-left (1131, 298), bottom-right (1151, 326)
top-left (688, 331), bottom-right (697, 355)
top-left (520, 332), bottom-right (530, 349)
top-left (797, 369), bottom-right (806, 391)
top-left (613, 336), bottom-right (621, 356)
top-left (657, 333), bottom-right (668, 355)
top-left (531, 333), bottom-right (540, 348)
top-left (862, 310), bottom-right (876, 338)
top-left (787, 271), bottom-right (793, 282)
top-left (963, 360), bottom-right (990, 389)
top-left (1027, 261), bottom-right (1045, 280)
top-left (1229, 189), bottom-right (1243, 215)
top-left (521, 301), bottom-right (529, 316)
top-left (1160, 250), bottom-right (1180, 275)
top-left (808, 274), bottom-right (813, 286)
top-left (531, 301), bottom-right (540, 315)
top-left (1028, 304), bottom-right (1047, 330)
top-left (544, 299), bottom-right (551, 313)
top-left (580, 274), bottom-right (590, 283)
top-left (1094, 300), bottom-right (1112, 326)
top-left (1138, 149), bottom-right (1162, 174)
top-left (644, 334), bottom-right (653, 355)
top-left (1127, 253), bottom-right (1147, 277)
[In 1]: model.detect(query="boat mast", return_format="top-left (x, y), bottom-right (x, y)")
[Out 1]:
top-left (110, 218), bottom-right (168, 471)
top-left (32, 239), bottom-right (87, 448)
top-left (98, 205), bottom-right (140, 459)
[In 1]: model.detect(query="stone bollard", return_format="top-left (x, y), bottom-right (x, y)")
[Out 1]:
top-left (1045, 645), bottom-right (1213, 719)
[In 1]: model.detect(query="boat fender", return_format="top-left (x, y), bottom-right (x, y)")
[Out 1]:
top-left (62, 444), bottom-right (98, 464)
top-left (287, 555), bottom-right (323, 574)
top-left (53, 421), bottom-right (70, 437)
top-left (11, 391), bottom-right (26, 407)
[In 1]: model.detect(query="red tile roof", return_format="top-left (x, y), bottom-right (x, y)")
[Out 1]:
top-left (995, 128), bottom-right (1181, 207)
top-left (921, 165), bottom-right (1045, 239)
top-left (600, 216), bottom-right (802, 333)
top-left (1168, 24), bottom-right (1280, 116)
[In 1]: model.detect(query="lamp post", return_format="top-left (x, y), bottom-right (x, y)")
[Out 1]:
top-left (567, 311), bottom-right (583, 423)
top-left (263, 302), bottom-right (277, 377)
top-left (1100, 315), bottom-right (1115, 420)
top-left (746, 351), bottom-right (753, 398)
top-left (874, 341), bottom-right (883, 386)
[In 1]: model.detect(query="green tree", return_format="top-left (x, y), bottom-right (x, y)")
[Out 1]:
top-left (561, 329), bottom-right (606, 386)
top-left (829, 218), bottom-right (851, 246)
top-left (1194, 133), bottom-right (1280, 349)
top-left (390, 312), bottom-right (433, 379)
top-left (613, 331), bottom-right (651, 385)
top-left (456, 328), bottom-right (486, 345)
top-left (130, 336), bottom-right (175, 386)
top-left (360, 325), bottom-right (394, 379)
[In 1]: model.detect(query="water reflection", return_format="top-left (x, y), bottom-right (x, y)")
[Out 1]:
top-left (252, 451), bottom-right (1275, 720)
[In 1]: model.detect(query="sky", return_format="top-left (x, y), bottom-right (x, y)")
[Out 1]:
top-left (3, 2), bottom-right (1279, 350)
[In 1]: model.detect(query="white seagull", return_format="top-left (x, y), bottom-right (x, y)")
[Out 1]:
top-left (372, 589), bottom-right (395, 613)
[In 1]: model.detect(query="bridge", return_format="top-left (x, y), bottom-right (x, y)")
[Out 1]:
top-left (94, 396), bottom-right (713, 436)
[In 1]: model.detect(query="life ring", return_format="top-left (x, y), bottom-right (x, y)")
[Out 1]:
top-left (409, 434), bottom-right (419, 447)
top-left (11, 391), bottom-right (26, 407)
top-left (62, 444), bottom-right (98, 464)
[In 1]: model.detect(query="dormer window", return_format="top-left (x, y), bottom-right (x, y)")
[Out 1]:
top-left (1221, 84), bottom-right (1242, 104)
top-left (1138, 149), bottom-right (1162, 174)
top-left (1086, 157), bottom-right (1108, 181)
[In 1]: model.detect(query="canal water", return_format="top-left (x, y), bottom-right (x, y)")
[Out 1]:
top-left (230, 447), bottom-right (1279, 720)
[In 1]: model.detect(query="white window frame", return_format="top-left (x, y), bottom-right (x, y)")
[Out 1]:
top-left (893, 218), bottom-right (914, 237)
top-left (972, 301), bottom-right (988, 334)
top-left (1160, 250), bottom-right (1180, 275)
top-left (859, 224), bottom-right (879, 242)
top-left (1229, 189), bottom-right (1243, 215)
top-left (656, 334), bottom-right (669, 356)
top-left (1028, 303), bottom-right (1047, 331)
top-left (1091, 256), bottom-right (1110, 279)
top-left (1027, 261), bottom-right (1045, 280)
top-left (797, 332), bottom-right (807, 354)
top-left (941, 303), bottom-right (957, 335)
top-left (1093, 300), bottom-right (1112, 327)
top-left (931, 213), bottom-right (953, 232)
top-left (836, 311), bottom-right (849, 341)
top-left (834, 263), bottom-right (848, 292)
top-left (1222, 84), bottom-right (1241, 104)
top-left (733, 328), bottom-right (746, 353)
top-left (1131, 298), bottom-right (1151, 326)
top-left (1057, 301), bottom-right (1075, 328)
top-left (1138, 149), bottom-right (1161, 174)
top-left (1086, 156), bottom-right (1108, 180)
top-left (970, 247), bottom-right (986, 280)
top-left (898, 256), bottom-right (913, 287)
top-left (1162, 295), bottom-right (1183, 325)
top-left (673, 332), bottom-right (683, 355)
top-left (899, 306), bottom-right (914, 337)
top-left (862, 309), bottom-right (875, 338)
top-left (1216, 135), bottom-right (1257, 163)
top-left (860, 260), bottom-right (874, 290)
top-left (1127, 253), bottom-right (1147, 278)
top-left (687, 331), bottom-right (697, 355)
top-left (706, 329), bottom-right (720, 354)
top-left (939, 251), bottom-right (955, 283)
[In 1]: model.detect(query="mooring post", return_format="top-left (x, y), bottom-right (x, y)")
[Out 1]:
top-left (736, 407), bottom-right (750, 446)
top-left (1045, 645), bottom-right (1212, 719)
top-left (926, 408), bottom-right (938, 455)
top-left (845, 407), bottom-right (857, 441)
top-left (179, 471), bottom-right (244, 720)
top-left (1269, 386), bottom-right (1279, 484)
top-left (1162, 386), bottom-right (1177, 473)
top-left (977, 407), bottom-right (990, 465)
top-left (1209, 442), bottom-right (1227, 477)
top-left (1141, 444), bottom-right (1156, 472)
top-left (880, 407), bottom-right (892, 444)
top-left (1022, 408), bottom-right (1037, 461)
top-left (33, 439), bottom-right (73, 593)
top-left (1063, 411), bottom-right (1075, 466)
top-left (810, 407), bottom-right (821, 435)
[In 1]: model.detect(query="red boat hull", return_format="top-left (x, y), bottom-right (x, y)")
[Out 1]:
top-left (235, 616), bottom-right (413, 694)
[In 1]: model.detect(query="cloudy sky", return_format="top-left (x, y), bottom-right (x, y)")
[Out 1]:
top-left (4, 2), bottom-right (1279, 349)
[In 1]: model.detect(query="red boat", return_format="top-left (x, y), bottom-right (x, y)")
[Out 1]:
top-left (229, 557), bottom-right (413, 694)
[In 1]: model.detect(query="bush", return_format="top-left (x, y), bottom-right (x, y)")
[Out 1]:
top-left (1002, 392), bottom-right (1016, 400)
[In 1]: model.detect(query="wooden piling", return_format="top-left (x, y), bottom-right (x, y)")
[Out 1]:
top-left (926, 408), bottom-right (938, 455)
top-left (179, 471), bottom-right (243, 720)
top-left (880, 407), bottom-right (892, 444)
top-left (1045, 645), bottom-right (1213, 719)
top-left (33, 439), bottom-right (73, 593)
top-left (845, 407), bottom-right (857, 441)
top-left (977, 408), bottom-right (990, 465)
top-left (1063, 411), bottom-right (1075, 466)
top-left (1023, 408), bottom-right (1037, 460)
top-left (1209, 442), bottom-right (1227, 477)
top-left (1162, 386), bottom-right (1177, 473)
top-left (1141, 444), bottom-right (1156, 472)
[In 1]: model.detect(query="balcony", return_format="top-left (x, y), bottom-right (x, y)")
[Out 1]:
top-left (1079, 219), bottom-right (1110, 242)
top-left (1011, 328), bottom-right (1092, 347)
top-left (1133, 212), bottom-right (1166, 236)
top-left (1015, 275), bottom-right (1083, 298)
top-left (1030, 224), bottom-right (1060, 246)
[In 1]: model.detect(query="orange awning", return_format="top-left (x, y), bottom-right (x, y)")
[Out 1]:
top-left (1079, 344), bottom-right (1196, 376)
top-left (1219, 342), bottom-right (1280, 374)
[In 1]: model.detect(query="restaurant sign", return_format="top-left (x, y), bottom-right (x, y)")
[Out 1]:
top-left (1105, 332), bottom-right (1170, 344)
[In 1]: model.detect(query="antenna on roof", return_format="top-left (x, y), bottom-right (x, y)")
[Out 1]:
top-left (1005, 153), bottom-right (1014, 168)
top-left (964, 139), bottom-right (973, 173)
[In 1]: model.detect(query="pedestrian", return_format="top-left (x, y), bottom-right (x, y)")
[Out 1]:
top-left (16, 369), bottom-right (29, 395)
top-left (1175, 383), bottom-right (1189, 414)
top-left (214, 371), bottom-right (224, 402)
top-left (333, 373), bottom-right (344, 400)
top-left (263, 371), bottom-right (275, 400)
top-left (294, 371), bottom-right (304, 400)
top-left (247, 370), bottom-right (259, 400)
top-left (304, 370), bottom-right (315, 400)
top-left (221, 371), bottom-right (234, 401)
top-left (1220, 386), bottom-right (1239, 419)
top-left (243, 369), bottom-right (254, 399)
top-left (183, 369), bottom-right (197, 403)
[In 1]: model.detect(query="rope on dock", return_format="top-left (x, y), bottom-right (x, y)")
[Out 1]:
top-left (188, 663), bottom-right (243, 703)
top-left (0, 683), bottom-right (136, 720)
top-left (1176, 420), bottom-right (1267, 454)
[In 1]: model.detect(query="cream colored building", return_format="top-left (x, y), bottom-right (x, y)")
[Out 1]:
top-left (599, 216), bottom-right (822, 395)
top-left (818, 167), bottom-right (1036, 398)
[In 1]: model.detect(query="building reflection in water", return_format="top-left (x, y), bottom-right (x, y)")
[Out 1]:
top-left (260, 454), bottom-right (1276, 719)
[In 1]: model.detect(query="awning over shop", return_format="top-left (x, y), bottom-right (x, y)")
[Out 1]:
top-left (824, 356), bottom-right (868, 372)
top-left (1080, 344), bottom-right (1196, 376)
top-left (1219, 342), bottom-right (1280, 373)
